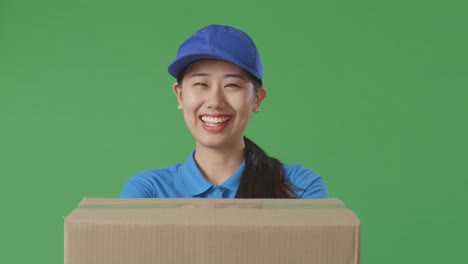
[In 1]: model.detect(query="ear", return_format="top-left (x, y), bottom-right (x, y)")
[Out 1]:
top-left (172, 82), bottom-right (183, 109)
top-left (253, 87), bottom-right (267, 111)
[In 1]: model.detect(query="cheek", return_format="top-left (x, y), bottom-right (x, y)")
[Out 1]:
top-left (181, 92), bottom-right (204, 127)
top-left (236, 93), bottom-right (256, 112)
top-left (182, 91), bottom-right (204, 110)
top-left (229, 95), bottom-right (255, 118)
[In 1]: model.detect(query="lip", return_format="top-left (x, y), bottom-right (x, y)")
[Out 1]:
top-left (199, 114), bottom-right (232, 132)
top-left (199, 113), bottom-right (232, 117)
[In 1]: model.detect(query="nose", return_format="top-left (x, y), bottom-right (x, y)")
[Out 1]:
top-left (205, 86), bottom-right (226, 109)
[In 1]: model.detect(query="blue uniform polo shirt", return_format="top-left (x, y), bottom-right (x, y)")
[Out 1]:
top-left (120, 151), bottom-right (329, 199)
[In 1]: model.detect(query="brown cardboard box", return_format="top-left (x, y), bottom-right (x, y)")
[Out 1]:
top-left (64, 198), bottom-right (360, 264)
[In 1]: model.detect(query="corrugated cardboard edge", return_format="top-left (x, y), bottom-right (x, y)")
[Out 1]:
top-left (76, 197), bottom-right (345, 206)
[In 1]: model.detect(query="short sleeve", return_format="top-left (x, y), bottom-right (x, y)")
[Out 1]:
top-left (119, 172), bottom-right (155, 198)
top-left (286, 164), bottom-right (329, 199)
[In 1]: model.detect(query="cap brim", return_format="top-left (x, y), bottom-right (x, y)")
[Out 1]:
top-left (168, 54), bottom-right (260, 84)
top-left (168, 54), bottom-right (228, 78)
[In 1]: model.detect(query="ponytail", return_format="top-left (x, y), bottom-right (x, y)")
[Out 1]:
top-left (235, 136), bottom-right (298, 198)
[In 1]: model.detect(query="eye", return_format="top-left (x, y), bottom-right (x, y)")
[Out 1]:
top-left (225, 83), bottom-right (240, 88)
top-left (194, 82), bottom-right (208, 87)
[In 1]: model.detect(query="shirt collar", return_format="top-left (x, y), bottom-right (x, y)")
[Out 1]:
top-left (179, 150), bottom-right (245, 196)
top-left (220, 159), bottom-right (245, 192)
top-left (179, 151), bottom-right (212, 196)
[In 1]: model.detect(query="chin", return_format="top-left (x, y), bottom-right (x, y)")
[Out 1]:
top-left (198, 139), bottom-right (228, 149)
top-left (195, 135), bottom-right (236, 150)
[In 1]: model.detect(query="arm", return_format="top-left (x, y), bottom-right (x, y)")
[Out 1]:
top-left (119, 172), bottom-right (154, 198)
top-left (287, 164), bottom-right (329, 199)
top-left (299, 175), bottom-right (329, 198)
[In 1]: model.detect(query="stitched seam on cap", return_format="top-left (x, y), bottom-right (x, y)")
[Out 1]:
top-left (210, 25), bottom-right (218, 53)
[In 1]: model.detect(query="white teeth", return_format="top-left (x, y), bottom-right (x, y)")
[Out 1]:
top-left (205, 122), bottom-right (218, 127)
top-left (201, 116), bottom-right (230, 124)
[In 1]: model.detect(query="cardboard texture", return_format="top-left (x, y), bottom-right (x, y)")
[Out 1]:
top-left (64, 198), bottom-right (360, 264)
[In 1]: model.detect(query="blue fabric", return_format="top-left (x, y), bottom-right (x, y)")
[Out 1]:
top-left (120, 151), bottom-right (329, 199)
top-left (167, 24), bottom-right (263, 84)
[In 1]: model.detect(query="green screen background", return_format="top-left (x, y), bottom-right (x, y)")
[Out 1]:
top-left (1, 0), bottom-right (467, 263)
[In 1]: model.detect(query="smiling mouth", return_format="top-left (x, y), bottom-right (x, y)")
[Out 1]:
top-left (200, 115), bottom-right (232, 127)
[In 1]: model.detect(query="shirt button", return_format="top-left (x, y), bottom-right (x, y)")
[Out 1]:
top-left (214, 187), bottom-right (223, 198)
top-left (220, 188), bottom-right (228, 198)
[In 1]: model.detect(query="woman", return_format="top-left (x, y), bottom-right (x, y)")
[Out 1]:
top-left (120, 24), bottom-right (328, 199)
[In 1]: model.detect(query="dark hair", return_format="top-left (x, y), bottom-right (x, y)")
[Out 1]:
top-left (236, 136), bottom-right (298, 198)
top-left (176, 64), bottom-right (261, 89)
top-left (177, 67), bottom-right (298, 198)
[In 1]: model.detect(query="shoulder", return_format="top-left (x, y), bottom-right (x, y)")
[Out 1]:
top-left (119, 164), bottom-right (182, 198)
top-left (282, 163), bottom-right (330, 199)
top-left (135, 165), bottom-right (180, 186)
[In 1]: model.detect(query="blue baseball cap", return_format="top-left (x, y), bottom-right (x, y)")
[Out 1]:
top-left (168, 24), bottom-right (263, 85)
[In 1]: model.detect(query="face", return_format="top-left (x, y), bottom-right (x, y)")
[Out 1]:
top-left (173, 60), bottom-right (266, 150)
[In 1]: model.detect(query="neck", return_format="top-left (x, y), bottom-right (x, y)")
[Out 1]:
top-left (194, 140), bottom-right (245, 186)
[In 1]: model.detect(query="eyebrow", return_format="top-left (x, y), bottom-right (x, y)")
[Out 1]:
top-left (225, 74), bottom-right (247, 80)
top-left (189, 73), bottom-right (209, 78)
top-left (189, 73), bottom-right (247, 80)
